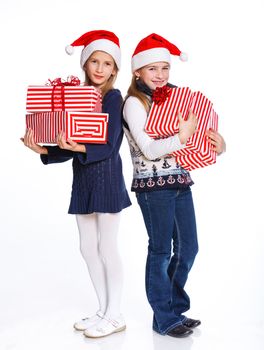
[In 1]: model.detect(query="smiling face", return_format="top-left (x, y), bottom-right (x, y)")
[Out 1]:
top-left (84, 50), bottom-right (117, 88)
top-left (135, 62), bottom-right (170, 90)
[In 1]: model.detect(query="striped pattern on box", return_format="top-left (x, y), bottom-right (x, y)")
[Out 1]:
top-left (145, 87), bottom-right (219, 170)
top-left (171, 91), bottom-right (213, 156)
top-left (145, 87), bottom-right (193, 138)
top-left (26, 111), bottom-right (109, 144)
top-left (26, 85), bottom-right (102, 112)
top-left (175, 110), bottom-right (218, 171)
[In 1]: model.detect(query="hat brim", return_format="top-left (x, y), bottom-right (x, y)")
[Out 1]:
top-left (81, 39), bottom-right (121, 69)
top-left (131, 47), bottom-right (171, 72)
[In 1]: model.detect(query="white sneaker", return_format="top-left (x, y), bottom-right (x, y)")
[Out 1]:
top-left (73, 311), bottom-right (104, 331)
top-left (83, 314), bottom-right (126, 338)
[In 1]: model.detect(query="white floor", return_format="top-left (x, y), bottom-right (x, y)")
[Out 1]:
top-left (1, 204), bottom-right (264, 350)
top-left (1, 308), bottom-right (264, 350)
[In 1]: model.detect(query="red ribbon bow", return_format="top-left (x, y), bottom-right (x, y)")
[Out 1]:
top-left (45, 76), bottom-right (81, 111)
top-left (46, 75), bottom-right (81, 86)
top-left (152, 85), bottom-right (172, 105)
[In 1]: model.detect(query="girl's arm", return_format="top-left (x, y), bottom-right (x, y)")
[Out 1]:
top-left (21, 128), bottom-right (74, 164)
top-left (123, 96), bottom-right (196, 160)
top-left (21, 128), bottom-right (48, 155)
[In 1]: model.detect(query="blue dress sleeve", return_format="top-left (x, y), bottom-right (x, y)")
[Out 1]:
top-left (77, 89), bottom-right (123, 165)
top-left (40, 146), bottom-right (74, 164)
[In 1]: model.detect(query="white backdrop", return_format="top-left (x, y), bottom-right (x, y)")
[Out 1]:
top-left (0, 0), bottom-right (264, 349)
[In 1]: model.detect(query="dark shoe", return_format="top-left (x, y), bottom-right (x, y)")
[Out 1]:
top-left (183, 318), bottom-right (201, 329)
top-left (167, 325), bottom-right (193, 338)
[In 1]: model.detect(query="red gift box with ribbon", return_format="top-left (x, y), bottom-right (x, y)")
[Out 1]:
top-left (174, 109), bottom-right (218, 170)
top-left (26, 76), bottom-right (102, 113)
top-left (25, 76), bottom-right (108, 144)
top-left (145, 86), bottom-right (218, 170)
top-left (26, 111), bottom-right (109, 144)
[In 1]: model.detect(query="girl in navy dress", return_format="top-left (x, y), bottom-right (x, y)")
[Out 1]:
top-left (22, 30), bottom-right (131, 338)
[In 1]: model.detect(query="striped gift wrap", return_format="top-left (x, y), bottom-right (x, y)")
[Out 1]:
top-left (26, 111), bottom-right (109, 144)
top-left (145, 87), bottom-right (219, 170)
top-left (26, 85), bottom-right (102, 113)
top-left (175, 109), bottom-right (218, 170)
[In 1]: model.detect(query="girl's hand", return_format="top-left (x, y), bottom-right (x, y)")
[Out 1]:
top-left (178, 110), bottom-right (198, 144)
top-left (206, 129), bottom-right (226, 155)
top-left (20, 129), bottom-right (48, 154)
top-left (56, 132), bottom-right (86, 153)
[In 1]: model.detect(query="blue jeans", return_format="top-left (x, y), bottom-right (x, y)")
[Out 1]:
top-left (136, 187), bottom-right (198, 335)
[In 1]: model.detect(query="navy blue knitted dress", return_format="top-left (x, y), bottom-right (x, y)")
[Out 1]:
top-left (41, 89), bottom-right (131, 214)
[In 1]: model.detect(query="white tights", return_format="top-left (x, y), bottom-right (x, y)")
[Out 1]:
top-left (76, 212), bottom-right (123, 318)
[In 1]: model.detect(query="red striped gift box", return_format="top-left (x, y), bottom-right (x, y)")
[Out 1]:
top-left (171, 91), bottom-right (213, 156)
top-left (175, 110), bottom-right (218, 170)
top-left (26, 85), bottom-right (102, 113)
top-left (26, 111), bottom-right (108, 144)
top-left (145, 87), bottom-right (193, 138)
top-left (145, 86), bottom-right (219, 170)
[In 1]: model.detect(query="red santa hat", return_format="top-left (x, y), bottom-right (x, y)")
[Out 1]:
top-left (65, 30), bottom-right (121, 69)
top-left (131, 33), bottom-right (187, 72)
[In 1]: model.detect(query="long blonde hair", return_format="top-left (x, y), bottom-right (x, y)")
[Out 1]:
top-left (127, 75), bottom-right (151, 112)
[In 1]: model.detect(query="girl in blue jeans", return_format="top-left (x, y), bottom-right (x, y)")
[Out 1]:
top-left (123, 33), bottom-right (226, 338)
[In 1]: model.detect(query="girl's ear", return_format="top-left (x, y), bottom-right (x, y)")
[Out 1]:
top-left (111, 67), bottom-right (117, 77)
top-left (83, 64), bottom-right (87, 74)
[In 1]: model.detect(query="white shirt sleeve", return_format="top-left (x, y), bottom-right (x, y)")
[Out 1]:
top-left (123, 96), bottom-right (185, 160)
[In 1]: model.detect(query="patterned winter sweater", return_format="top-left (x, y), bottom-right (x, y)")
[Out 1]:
top-left (123, 96), bottom-right (193, 192)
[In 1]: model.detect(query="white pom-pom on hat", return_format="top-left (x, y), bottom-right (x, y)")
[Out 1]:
top-left (180, 52), bottom-right (188, 62)
top-left (65, 45), bottom-right (74, 55)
